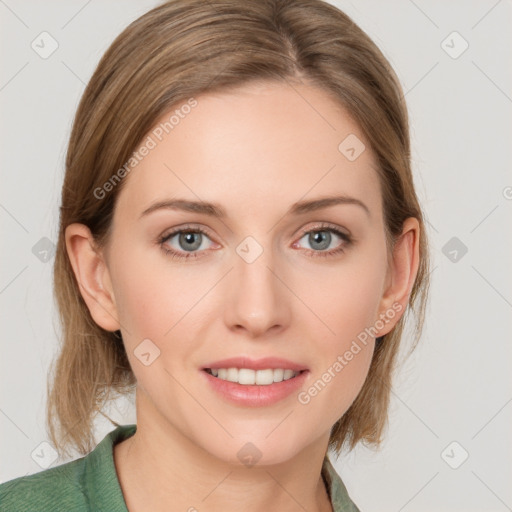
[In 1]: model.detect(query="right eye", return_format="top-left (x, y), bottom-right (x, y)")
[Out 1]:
top-left (158, 226), bottom-right (217, 260)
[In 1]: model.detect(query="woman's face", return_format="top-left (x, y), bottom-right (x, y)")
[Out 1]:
top-left (100, 81), bottom-right (400, 465)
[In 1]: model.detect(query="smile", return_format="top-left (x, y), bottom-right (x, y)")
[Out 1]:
top-left (204, 368), bottom-right (304, 385)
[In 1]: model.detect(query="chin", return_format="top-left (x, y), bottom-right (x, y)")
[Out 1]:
top-left (198, 428), bottom-right (316, 468)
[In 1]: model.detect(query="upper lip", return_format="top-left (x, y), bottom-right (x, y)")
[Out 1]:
top-left (202, 356), bottom-right (308, 372)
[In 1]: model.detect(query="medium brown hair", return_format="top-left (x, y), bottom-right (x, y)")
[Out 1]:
top-left (48, 0), bottom-right (429, 458)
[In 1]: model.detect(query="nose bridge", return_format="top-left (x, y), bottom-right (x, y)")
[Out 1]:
top-left (224, 235), bottom-right (289, 335)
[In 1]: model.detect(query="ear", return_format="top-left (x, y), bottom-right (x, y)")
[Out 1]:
top-left (64, 223), bottom-right (120, 332)
top-left (376, 217), bottom-right (420, 337)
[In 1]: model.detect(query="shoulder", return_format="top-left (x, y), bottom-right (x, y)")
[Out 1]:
top-left (0, 457), bottom-right (88, 511)
top-left (0, 424), bottom-right (136, 512)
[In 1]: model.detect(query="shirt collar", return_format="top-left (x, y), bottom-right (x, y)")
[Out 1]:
top-left (83, 423), bottom-right (135, 510)
top-left (322, 454), bottom-right (361, 511)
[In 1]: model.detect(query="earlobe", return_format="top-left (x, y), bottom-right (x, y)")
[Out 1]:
top-left (64, 223), bottom-right (120, 332)
top-left (377, 217), bottom-right (420, 337)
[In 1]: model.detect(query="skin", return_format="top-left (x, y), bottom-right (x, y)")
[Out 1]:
top-left (65, 80), bottom-right (420, 512)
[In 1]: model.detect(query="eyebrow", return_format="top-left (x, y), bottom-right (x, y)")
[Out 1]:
top-left (139, 195), bottom-right (370, 219)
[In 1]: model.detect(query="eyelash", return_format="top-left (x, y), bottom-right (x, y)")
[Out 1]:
top-left (157, 223), bottom-right (352, 261)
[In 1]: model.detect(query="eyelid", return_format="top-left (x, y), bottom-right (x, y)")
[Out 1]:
top-left (295, 222), bottom-right (351, 240)
top-left (159, 223), bottom-right (216, 242)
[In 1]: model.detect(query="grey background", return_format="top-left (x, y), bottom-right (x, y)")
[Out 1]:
top-left (1, 1), bottom-right (511, 510)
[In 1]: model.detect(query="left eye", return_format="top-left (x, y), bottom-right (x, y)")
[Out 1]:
top-left (294, 228), bottom-right (349, 253)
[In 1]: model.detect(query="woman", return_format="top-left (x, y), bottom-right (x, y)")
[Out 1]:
top-left (0, 0), bottom-right (429, 510)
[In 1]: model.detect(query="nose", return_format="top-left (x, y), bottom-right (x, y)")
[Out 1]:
top-left (223, 243), bottom-right (291, 338)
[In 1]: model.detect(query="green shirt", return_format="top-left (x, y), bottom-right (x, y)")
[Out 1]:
top-left (0, 424), bottom-right (360, 511)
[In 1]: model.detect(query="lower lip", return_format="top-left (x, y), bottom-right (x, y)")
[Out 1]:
top-left (201, 369), bottom-right (309, 407)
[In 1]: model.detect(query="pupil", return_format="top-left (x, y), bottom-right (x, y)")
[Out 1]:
top-left (180, 232), bottom-right (201, 251)
top-left (310, 231), bottom-right (330, 250)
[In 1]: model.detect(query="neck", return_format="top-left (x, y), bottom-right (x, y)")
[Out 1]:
top-left (114, 390), bottom-right (333, 512)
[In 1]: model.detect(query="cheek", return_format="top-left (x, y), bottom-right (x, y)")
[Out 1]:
top-left (297, 278), bottom-right (377, 424)
top-left (297, 247), bottom-right (388, 345)
top-left (110, 246), bottom-right (210, 340)
top-left (308, 344), bottom-right (374, 436)
top-left (109, 252), bottom-right (206, 392)
top-left (292, 247), bottom-right (386, 416)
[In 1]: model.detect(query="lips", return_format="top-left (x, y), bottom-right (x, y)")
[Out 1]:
top-left (200, 356), bottom-right (309, 407)
top-left (202, 356), bottom-right (308, 372)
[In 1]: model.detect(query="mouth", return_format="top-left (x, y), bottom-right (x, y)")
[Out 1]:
top-left (203, 367), bottom-right (307, 386)
top-left (200, 357), bottom-right (309, 406)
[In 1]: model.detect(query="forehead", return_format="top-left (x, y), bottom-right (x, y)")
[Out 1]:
top-left (115, 81), bottom-right (381, 221)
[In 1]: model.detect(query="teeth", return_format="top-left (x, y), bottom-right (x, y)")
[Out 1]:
top-left (227, 368), bottom-right (238, 382)
top-left (283, 369), bottom-right (294, 380)
top-left (207, 367), bottom-right (300, 385)
top-left (273, 368), bottom-right (284, 382)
